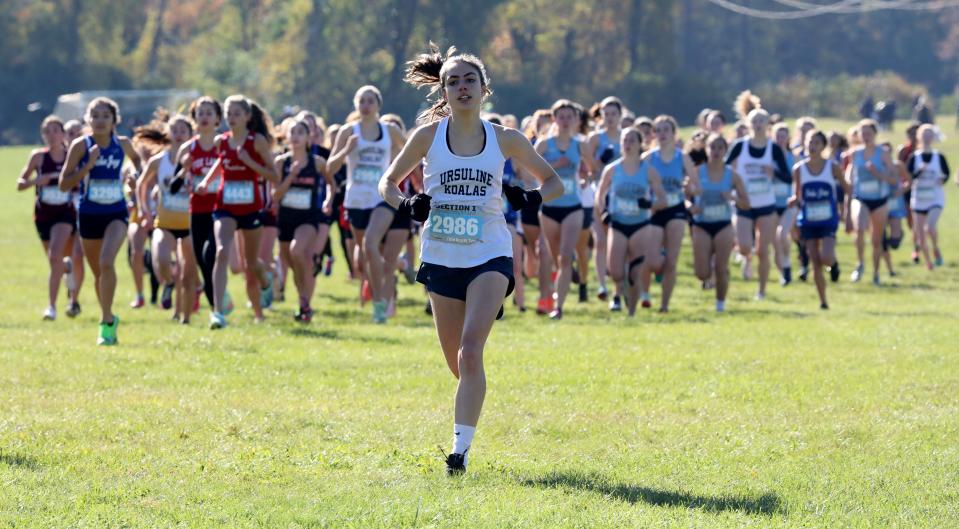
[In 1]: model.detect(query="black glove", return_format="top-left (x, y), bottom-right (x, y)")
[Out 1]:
top-left (637, 197), bottom-right (653, 209)
top-left (599, 145), bottom-right (615, 164)
top-left (400, 193), bottom-right (431, 222)
top-left (502, 183), bottom-right (542, 211)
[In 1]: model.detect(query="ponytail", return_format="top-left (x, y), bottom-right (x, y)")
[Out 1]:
top-left (734, 90), bottom-right (762, 120)
top-left (404, 42), bottom-right (491, 124)
top-left (248, 101), bottom-right (275, 148)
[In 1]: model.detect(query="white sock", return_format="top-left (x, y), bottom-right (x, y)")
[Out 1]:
top-left (716, 300), bottom-right (725, 312)
top-left (640, 292), bottom-right (650, 302)
top-left (452, 424), bottom-right (475, 463)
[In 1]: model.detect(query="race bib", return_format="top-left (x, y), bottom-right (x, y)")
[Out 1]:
top-left (353, 165), bottom-right (381, 185)
top-left (858, 179), bottom-right (880, 197)
top-left (40, 187), bottom-right (71, 206)
top-left (162, 192), bottom-right (190, 212)
top-left (774, 181), bottom-right (792, 199)
top-left (666, 191), bottom-right (683, 207)
top-left (86, 179), bottom-right (123, 204)
top-left (614, 196), bottom-right (640, 215)
top-left (281, 187), bottom-right (312, 210)
top-left (805, 201), bottom-right (832, 222)
top-left (562, 176), bottom-right (577, 195)
top-left (915, 184), bottom-right (936, 203)
top-left (747, 177), bottom-right (771, 197)
top-left (702, 203), bottom-right (730, 223)
top-left (222, 181), bottom-right (254, 205)
top-left (427, 209), bottom-right (483, 245)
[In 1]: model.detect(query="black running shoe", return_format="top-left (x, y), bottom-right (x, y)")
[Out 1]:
top-left (780, 267), bottom-right (792, 286)
top-left (609, 296), bottom-right (622, 312)
top-left (830, 263), bottom-right (840, 283)
top-left (578, 283), bottom-right (588, 303)
top-left (820, 303), bottom-right (829, 310)
top-left (798, 266), bottom-right (809, 282)
top-left (445, 453), bottom-right (466, 476)
top-left (161, 283), bottom-right (175, 310)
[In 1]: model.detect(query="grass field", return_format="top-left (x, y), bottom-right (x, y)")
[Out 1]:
top-left (2, 119), bottom-right (959, 528)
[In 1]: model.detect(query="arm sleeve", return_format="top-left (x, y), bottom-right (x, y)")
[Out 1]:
top-left (771, 144), bottom-right (791, 183)
top-left (725, 140), bottom-right (743, 165)
top-left (907, 153), bottom-right (920, 179)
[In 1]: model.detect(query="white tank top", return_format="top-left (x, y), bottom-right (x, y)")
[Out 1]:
top-left (345, 121), bottom-right (391, 209)
top-left (421, 117), bottom-right (511, 268)
top-left (910, 150), bottom-right (946, 211)
top-left (734, 138), bottom-right (776, 209)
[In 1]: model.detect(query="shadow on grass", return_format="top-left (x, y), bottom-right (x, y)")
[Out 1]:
top-left (288, 326), bottom-right (401, 344)
top-left (0, 451), bottom-right (39, 470)
top-left (521, 472), bottom-right (783, 516)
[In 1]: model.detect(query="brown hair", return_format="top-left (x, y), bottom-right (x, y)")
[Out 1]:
top-left (40, 115), bottom-right (64, 133)
top-left (225, 95), bottom-right (274, 148)
top-left (524, 109), bottom-right (552, 141)
top-left (653, 114), bottom-right (679, 133)
top-left (404, 42), bottom-right (492, 123)
top-left (189, 96), bottom-right (223, 124)
top-left (706, 132), bottom-right (728, 151)
top-left (550, 99), bottom-right (581, 118)
top-left (857, 119), bottom-right (878, 135)
top-left (734, 90), bottom-right (762, 119)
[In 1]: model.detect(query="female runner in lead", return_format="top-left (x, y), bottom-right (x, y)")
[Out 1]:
top-left (59, 97), bottom-right (142, 345)
top-left (379, 45), bottom-right (563, 475)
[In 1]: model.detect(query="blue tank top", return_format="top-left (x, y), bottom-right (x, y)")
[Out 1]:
top-left (502, 159), bottom-right (518, 224)
top-left (694, 165), bottom-right (734, 224)
top-left (608, 160), bottom-right (650, 225)
top-left (853, 148), bottom-right (888, 201)
top-left (79, 135), bottom-right (126, 215)
top-left (649, 148), bottom-right (685, 208)
top-left (774, 150), bottom-right (795, 208)
top-left (542, 137), bottom-right (582, 207)
top-left (595, 131), bottom-right (621, 163)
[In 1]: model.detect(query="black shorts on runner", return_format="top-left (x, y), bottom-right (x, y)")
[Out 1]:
top-left (416, 256), bottom-right (515, 302)
top-left (278, 209), bottom-right (319, 242)
top-left (78, 211), bottom-right (128, 240)
top-left (35, 212), bottom-right (77, 242)
top-left (800, 225), bottom-right (837, 240)
top-left (735, 205), bottom-right (777, 220)
top-left (213, 210), bottom-right (263, 230)
top-left (650, 204), bottom-right (689, 228)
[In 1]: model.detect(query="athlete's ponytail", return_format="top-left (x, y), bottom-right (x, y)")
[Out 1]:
top-left (734, 90), bottom-right (762, 120)
top-left (405, 42), bottom-right (491, 123)
top-left (249, 101), bottom-right (274, 148)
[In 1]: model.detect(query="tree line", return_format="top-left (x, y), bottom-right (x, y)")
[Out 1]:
top-left (2, 0), bottom-right (957, 143)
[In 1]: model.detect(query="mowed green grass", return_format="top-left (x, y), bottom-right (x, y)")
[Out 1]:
top-left (2, 118), bottom-right (959, 528)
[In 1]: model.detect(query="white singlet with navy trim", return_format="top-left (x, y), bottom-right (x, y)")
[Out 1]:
top-left (734, 138), bottom-right (776, 209)
top-left (345, 121), bottom-right (391, 209)
top-left (421, 117), bottom-right (511, 268)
